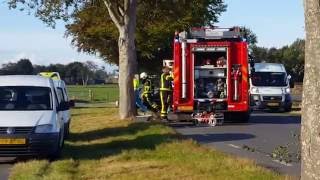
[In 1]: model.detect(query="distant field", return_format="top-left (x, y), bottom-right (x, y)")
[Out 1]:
top-left (67, 84), bottom-right (119, 102)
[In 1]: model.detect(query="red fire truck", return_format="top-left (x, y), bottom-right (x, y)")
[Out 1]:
top-left (169, 27), bottom-right (250, 126)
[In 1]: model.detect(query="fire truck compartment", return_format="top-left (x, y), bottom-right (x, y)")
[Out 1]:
top-left (193, 50), bottom-right (228, 111)
top-left (194, 52), bottom-right (228, 98)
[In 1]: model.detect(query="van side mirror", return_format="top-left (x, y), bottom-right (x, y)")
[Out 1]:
top-left (248, 55), bottom-right (255, 75)
top-left (69, 100), bottom-right (75, 108)
top-left (57, 102), bottom-right (69, 111)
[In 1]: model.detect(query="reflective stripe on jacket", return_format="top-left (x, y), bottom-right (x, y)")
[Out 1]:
top-left (160, 73), bottom-right (173, 91)
top-left (133, 79), bottom-right (139, 90)
top-left (142, 79), bottom-right (152, 94)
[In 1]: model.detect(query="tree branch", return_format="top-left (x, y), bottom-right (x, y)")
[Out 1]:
top-left (118, 5), bottom-right (124, 16)
top-left (103, 0), bottom-right (124, 30)
top-left (124, 0), bottom-right (129, 13)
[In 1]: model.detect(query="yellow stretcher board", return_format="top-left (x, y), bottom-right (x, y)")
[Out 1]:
top-left (39, 72), bottom-right (61, 80)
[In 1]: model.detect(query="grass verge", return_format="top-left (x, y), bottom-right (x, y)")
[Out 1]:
top-left (10, 107), bottom-right (289, 180)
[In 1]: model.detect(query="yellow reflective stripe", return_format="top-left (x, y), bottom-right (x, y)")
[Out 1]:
top-left (160, 73), bottom-right (165, 89)
top-left (133, 79), bottom-right (139, 89)
top-left (165, 75), bottom-right (173, 81)
top-left (160, 91), bottom-right (166, 114)
top-left (144, 86), bottom-right (151, 90)
top-left (160, 88), bottom-right (171, 91)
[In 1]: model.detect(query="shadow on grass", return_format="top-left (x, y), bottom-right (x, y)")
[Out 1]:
top-left (63, 122), bottom-right (175, 160)
top-left (72, 106), bottom-right (110, 109)
top-left (73, 104), bottom-right (117, 109)
top-left (63, 134), bottom-right (173, 160)
top-left (68, 122), bottom-right (152, 142)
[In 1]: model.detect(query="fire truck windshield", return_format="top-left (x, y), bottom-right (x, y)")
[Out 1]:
top-left (251, 72), bottom-right (287, 87)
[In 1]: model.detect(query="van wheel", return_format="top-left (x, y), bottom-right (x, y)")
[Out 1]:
top-left (49, 130), bottom-right (64, 160)
top-left (64, 122), bottom-right (70, 139)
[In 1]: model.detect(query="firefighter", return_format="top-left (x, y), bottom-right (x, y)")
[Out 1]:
top-left (160, 66), bottom-right (174, 120)
top-left (133, 74), bottom-right (147, 112)
top-left (140, 72), bottom-right (159, 112)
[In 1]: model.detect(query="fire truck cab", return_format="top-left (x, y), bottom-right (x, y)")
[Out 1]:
top-left (170, 27), bottom-right (250, 125)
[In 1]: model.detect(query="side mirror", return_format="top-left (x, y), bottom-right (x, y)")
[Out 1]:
top-left (69, 100), bottom-right (75, 108)
top-left (248, 55), bottom-right (255, 75)
top-left (57, 102), bottom-right (69, 111)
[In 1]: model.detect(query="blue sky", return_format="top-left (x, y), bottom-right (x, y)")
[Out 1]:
top-left (0, 0), bottom-right (305, 68)
top-left (217, 0), bottom-right (305, 47)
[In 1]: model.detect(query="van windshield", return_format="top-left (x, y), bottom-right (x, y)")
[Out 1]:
top-left (251, 72), bottom-right (287, 87)
top-left (0, 86), bottom-right (52, 111)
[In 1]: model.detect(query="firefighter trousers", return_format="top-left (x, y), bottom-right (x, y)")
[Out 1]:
top-left (160, 90), bottom-right (172, 119)
top-left (142, 93), bottom-right (159, 112)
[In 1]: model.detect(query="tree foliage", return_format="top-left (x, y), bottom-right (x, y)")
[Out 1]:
top-left (7, 0), bottom-right (226, 73)
top-left (240, 27), bottom-right (257, 50)
top-left (0, 59), bottom-right (33, 75)
top-left (0, 59), bottom-right (108, 85)
top-left (65, 0), bottom-right (227, 72)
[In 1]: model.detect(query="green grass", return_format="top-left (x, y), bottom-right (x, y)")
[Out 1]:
top-left (10, 107), bottom-right (290, 180)
top-left (67, 85), bottom-right (119, 102)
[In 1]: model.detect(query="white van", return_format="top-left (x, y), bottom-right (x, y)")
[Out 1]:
top-left (250, 63), bottom-right (293, 111)
top-left (0, 75), bottom-right (64, 158)
top-left (53, 79), bottom-right (72, 138)
top-left (38, 72), bottom-right (73, 138)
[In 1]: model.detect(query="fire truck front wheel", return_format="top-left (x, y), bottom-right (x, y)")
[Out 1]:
top-left (224, 112), bottom-right (250, 123)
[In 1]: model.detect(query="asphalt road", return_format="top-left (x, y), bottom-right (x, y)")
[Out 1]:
top-left (0, 158), bottom-right (15, 180)
top-left (173, 112), bottom-right (301, 176)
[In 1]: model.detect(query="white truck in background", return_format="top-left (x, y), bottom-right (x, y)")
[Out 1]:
top-left (250, 63), bottom-right (293, 112)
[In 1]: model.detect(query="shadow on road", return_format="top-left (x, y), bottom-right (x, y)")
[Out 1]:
top-left (182, 133), bottom-right (255, 143)
top-left (0, 158), bottom-right (15, 164)
top-left (250, 115), bottom-right (301, 124)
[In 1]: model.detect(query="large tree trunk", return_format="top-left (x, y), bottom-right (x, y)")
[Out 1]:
top-left (104, 0), bottom-right (137, 119)
top-left (118, 27), bottom-right (137, 119)
top-left (301, 0), bottom-right (320, 179)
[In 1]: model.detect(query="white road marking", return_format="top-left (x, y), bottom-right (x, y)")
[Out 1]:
top-left (228, 144), bottom-right (241, 149)
top-left (272, 159), bottom-right (293, 167)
